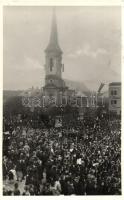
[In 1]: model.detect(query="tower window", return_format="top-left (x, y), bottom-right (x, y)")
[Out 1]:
top-left (50, 58), bottom-right (53, 71)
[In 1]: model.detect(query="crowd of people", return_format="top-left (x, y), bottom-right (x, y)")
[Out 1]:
top-left (3, 114), bottom-right (121, 195)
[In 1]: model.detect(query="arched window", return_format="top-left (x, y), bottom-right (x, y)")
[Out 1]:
top-left (50, 58), bottom-right (53, 71)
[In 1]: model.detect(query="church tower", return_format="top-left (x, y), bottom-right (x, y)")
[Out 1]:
top-left (43, 8), bottom-right (67, 103)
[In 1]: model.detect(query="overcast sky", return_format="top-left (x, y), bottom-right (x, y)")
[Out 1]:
top-left (3, 6), bottom-right (121, 90)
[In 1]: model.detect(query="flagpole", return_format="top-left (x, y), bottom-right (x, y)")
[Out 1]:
top-left (96, 92), bottom-right (98, 108)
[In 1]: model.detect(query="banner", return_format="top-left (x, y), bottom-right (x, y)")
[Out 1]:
top-left (32, 96), bottom-right (41, 107)
top-left (48, 96), bottom-right (56, 106)
top-left (22, 95), bottom-right (90, 108)
top-left (98, 83), bottom-right (105, 93)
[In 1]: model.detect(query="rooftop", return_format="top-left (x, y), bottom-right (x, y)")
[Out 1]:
top-left (109, 82), bottom-right (121, 86)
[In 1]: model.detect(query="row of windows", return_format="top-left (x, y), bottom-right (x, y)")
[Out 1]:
top-left (111, 100), bottom-right (117, 105)
top-left (111, 90), bottom-right (117, 95)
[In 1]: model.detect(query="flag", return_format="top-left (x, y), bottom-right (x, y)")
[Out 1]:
top-left (61, 64), bottom-right (64, 72)
top-left (98, 83), bottom-right (105, 93)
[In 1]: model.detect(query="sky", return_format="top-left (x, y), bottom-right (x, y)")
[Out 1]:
top-left (3, 6), bottom-right (121, 90)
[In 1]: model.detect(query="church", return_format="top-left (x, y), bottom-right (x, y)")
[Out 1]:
top-left (22, 8), bottom-right (91, 109)
top-left (43, 8), bottom-right (75, 106)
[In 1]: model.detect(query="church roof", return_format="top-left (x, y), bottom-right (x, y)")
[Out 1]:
top-left (45, 8), bottom-right (62, 54)
top-left (109, 82), bottom-right (121, 86)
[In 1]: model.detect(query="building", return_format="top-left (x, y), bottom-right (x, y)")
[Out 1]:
top-left (109, 82), bottom-right (121, 115)
top-left (43, 8), bottom-right (73, 105)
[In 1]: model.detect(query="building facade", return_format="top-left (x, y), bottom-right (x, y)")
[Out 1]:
top-left (109, 82), bottom-right (121, 115)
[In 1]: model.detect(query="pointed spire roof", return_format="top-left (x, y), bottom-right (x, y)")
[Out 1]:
top-left (45, 7), bottom-right (62, 54)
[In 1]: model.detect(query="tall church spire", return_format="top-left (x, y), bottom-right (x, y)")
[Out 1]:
top-left (45, 7), bottom-right (62, 53)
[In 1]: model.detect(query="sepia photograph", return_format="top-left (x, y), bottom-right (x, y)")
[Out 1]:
top-left (2, 5), bottom-right (121, 196)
